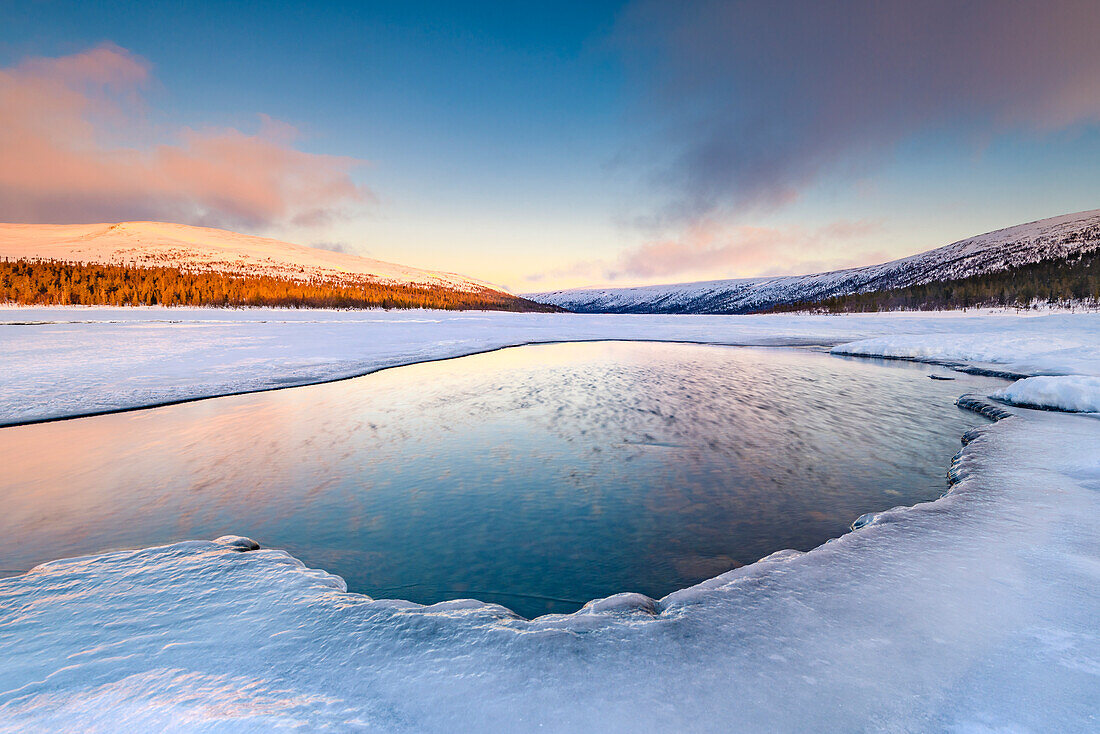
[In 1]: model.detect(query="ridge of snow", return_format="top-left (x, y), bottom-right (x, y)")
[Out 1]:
top-left (527, 208), bottom-right (1100, 313)
top-left (0, 221), bottom-right (501, 293)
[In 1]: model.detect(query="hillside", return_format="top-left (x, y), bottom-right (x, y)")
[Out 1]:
top-left (768, 249), bottom-right (1099, 313)
top-left (0, 260), bottom-right (558, 311)
top-left (527, 209), bottom-right (1100, 313)
top-left (0, 221), bottom-right (552, 311)
top-left (0, 221), bottom-right (501, 292)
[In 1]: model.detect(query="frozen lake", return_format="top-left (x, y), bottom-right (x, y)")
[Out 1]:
top-left (0, 341), bottom-right (1006, 618)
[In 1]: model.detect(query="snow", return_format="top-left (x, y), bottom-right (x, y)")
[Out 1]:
top-left (993, 375), bottom-right (1100, 413)
top-left (0, 220), bottom-right (498, 292)
top-left (3, 307), bottom-right (1098, 426)
top-left (830, 329), bottom-right (1100, 379)
top-left (528, 208), bottom-right (1100, 313)
top-left (1, 307), bottom-right (1099, 730)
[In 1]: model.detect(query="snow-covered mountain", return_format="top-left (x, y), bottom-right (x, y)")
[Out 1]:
top-left (0, 221), bottom-right (500, 294)
top-left (527, 209), bottom-right (1100, 313)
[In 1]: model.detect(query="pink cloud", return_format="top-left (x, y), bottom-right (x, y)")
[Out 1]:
top-left (610, 220), bottom-right (886, 280)
top-left (0, 45), bottom-right (370, 228)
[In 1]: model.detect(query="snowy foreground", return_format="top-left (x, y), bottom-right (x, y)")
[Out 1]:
top-left (1, 307), bottom-right (1099, 731)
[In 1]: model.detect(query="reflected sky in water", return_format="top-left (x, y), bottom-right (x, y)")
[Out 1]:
top-left (0, 342), bottom-right (1006, 618)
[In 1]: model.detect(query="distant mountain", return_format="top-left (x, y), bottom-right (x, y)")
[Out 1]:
top-left (527, 209), bottom-right (1100, 313)
top-left (0, 221), bottom-right (496, 291)
top-left (0, 220), bottom-right (551, 311)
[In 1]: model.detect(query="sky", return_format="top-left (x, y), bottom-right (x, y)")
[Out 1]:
top-left (2, 0), bottom-right (1100, 292)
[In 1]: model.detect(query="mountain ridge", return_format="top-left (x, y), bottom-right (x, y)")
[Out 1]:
top-left (527, 209), bottom-right (1100, 313)
top-left (0, 220), bottom-right (499, 295)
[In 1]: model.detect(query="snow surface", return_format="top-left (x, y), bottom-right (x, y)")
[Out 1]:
top-left (0, 221), bottom-right (498, 292)
top-left (993, 375), bottom-right (1100, 413)
top-left (3, 307), bottom-right (1099, 426)
top-left (527, 208), bottom-right (1100, 313)
top-left (830, 328), bottom-right (1100, 379)
top-left (2, 307), bottom-right (1099, 730)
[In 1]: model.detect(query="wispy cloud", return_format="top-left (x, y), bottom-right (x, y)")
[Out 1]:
top-left (0, 44), bottom-right (371, 229)
top-left (523, 259), bottom-right (611, 286)
top-left (524, 220), bottom-right (885, 289)
top-left (608, 220), bottom-right (886, 281)
top-left (311, 240), bottom-right (353, 254)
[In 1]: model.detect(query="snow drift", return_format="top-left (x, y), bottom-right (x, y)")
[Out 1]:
top-left (993, 375), bottom-right (1100, 413)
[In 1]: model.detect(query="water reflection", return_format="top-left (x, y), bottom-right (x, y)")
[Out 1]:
top-left (0, 342), bottom-right (1006, 618)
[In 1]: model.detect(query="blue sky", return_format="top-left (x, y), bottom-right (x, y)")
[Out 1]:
top-left (3, 1), bottom-right (1099, 290)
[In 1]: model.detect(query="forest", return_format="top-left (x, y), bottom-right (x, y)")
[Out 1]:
top-left (765, 249), bottom-right (1100, 313)
top-left (0, 258), bottom-right (557, 312)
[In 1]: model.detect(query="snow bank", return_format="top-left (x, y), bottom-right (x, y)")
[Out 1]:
top-left (831, 326), bottom-right (1100, 379)
top-left (1, 408), bottom-right (1097, 731)
top-left (3, 307), bottom-right (1098, 425)
top-left (993, 375), bottom-right (1100, 413)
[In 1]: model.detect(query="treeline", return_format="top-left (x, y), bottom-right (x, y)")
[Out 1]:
top-left (0, 258), bottom-right (558, 312)
top-left (765, 249), bottom-right (1100, 313)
